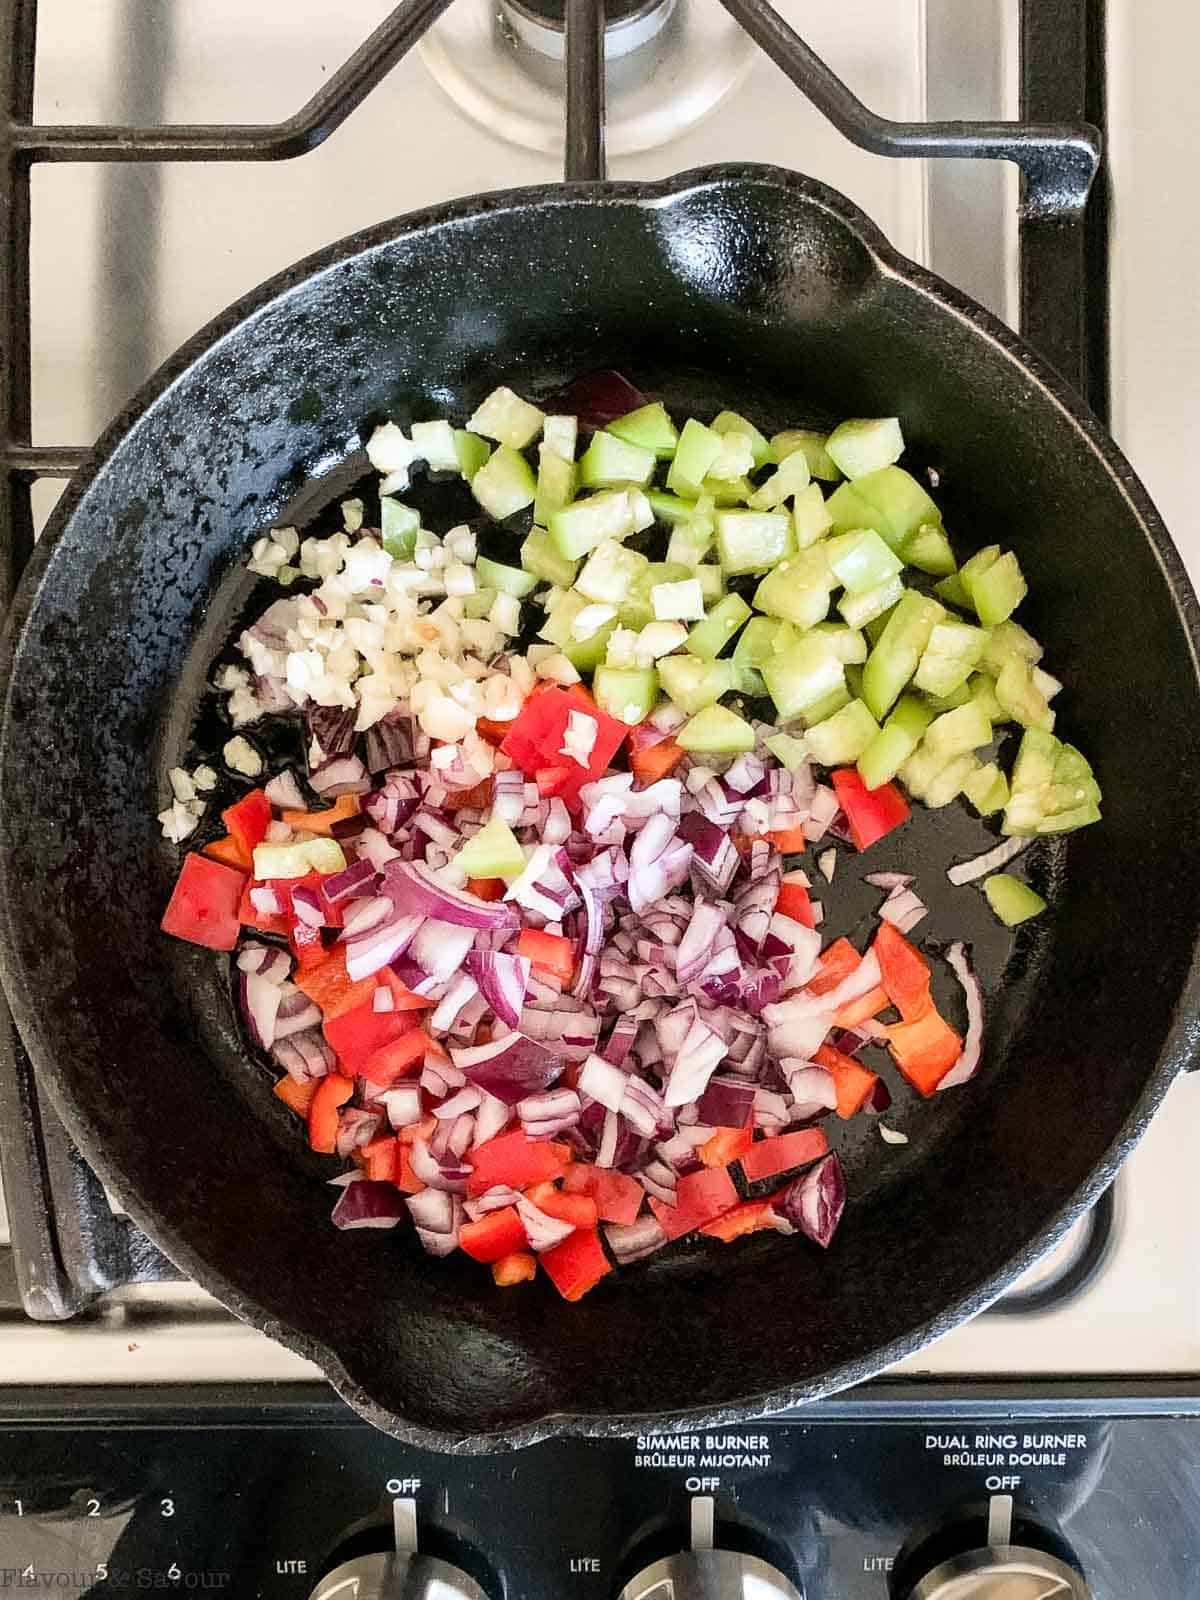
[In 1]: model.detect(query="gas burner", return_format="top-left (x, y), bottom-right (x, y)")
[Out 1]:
top-left (419, 0), bottom-right (756, 157)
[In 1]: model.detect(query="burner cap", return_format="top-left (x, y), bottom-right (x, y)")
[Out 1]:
top-left (507, 0), bottom-right (653, 25)
top-left (502, 0), bottom-right (675, 61)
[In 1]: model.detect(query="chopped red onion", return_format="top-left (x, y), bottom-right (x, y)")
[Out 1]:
top-left (462, 950), bottom-right (529, 1029)
top-left (237, 942), bottom-right (292, 984)
top-left (696, 1074), bottom-right (756, 1128)
top-left (596, 1108), bottom-right (620, 1167)
top-left (464, 1185), bottom-right (523, 1219)
top-left (662, 1012), bottom-right (727, 1108)
top-left (272, 1027), bottom-right (334, 1082)
top-left (421, 1055), bottom-right (467, 1096)
top-left (264, 769), bottom-right (307, 810)
top-left (601, 1015), bottom-right (638, 1066)
top-left (473, 1091), bottom-right (512, 1146)
top-left (363, 707), bottom-right (418, 774)
top-left (578, 1053), bottom-right (627, 1114)
top-left (373, 986), bottom-right (394, 1013)
top-left (239, 974), bottom-right (283, 1050)
top-left (357, 827), bottom-right (402, 872)
top-left (311, 754), bottom-right (371, 797)
top-left (880, 885), bottom-right (928, 934)
top-left (781, 1062), bottom-right (839, 1119)
top-left (335, 1107), bottom-right (382, 1157)
top-left (777, 1152), bottom-right (846, 1247)
top-left (518, 1086), bottom-right (581, 1138)
top-left (817, 849), bottom-right (837, 884)
top-left (946, 835), bottom-right (1028, 886)
top-left (331, 1180), bottom-right (407, 1231)
top-left (804, 784), bottom-right (840, 842)
top-left (938, 940), bottom-right (985, 1090)
top-left (322, 858), bottom-right (378, 904)
top-left (555, 368), bottom-right (645, 429)
top-left (674, 900), bottom-right (730, 985)
top-left (289, 884), bottom-right (326, 929)
top-left (430, 972), bottom-right (481, 1033)
top-left (433, 1086), bottom-right (483, 1121)
top-left (605, 1214), bottom-right (666, 1263)
top-left (408, 1137), bottom-right (471, 1195)
top-left (250, 885), bottom-right (282, 916)
top-left (879, 1123), bottom-right (909, 1145)
top-left (384, 859), bottom-right (519, 930)
top-left (451, 1031), bottom-right (564, 1105)
top-left (344, 906), bottom-right (424, 982)
top-left (306, 703), bottom-right (358, 760)
top-left (516, 1198), bottom-right (575, 1253)
top-left (379, 1083), bottom-right (422, 1129)
top-left (638, 1159), bottom-right (678, 1205)
top-left (410, 919), bottom-right (476, 987)
top-left (864, 870), bottom-right (914, 890)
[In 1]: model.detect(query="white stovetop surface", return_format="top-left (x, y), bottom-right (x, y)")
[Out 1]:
top-left (1, 0), bottom-right (1197, 1387)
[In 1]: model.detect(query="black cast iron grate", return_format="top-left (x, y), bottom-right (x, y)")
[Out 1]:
top-left (0, 0), bottom-right (1110, 1321)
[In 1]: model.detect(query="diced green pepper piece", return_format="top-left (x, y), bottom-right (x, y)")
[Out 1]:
top-left (576, 539), bottom-right (651, 604)
top-left (619, 562), bottom-right (691, 630)
top-left (1010, 727), bottom-right (1060, 795)
top-left (856, 693), bottom-right (934, 790)
top-left (923, 701), bottom-right (993, 760)
top-left (902, 522), bottom-right (957, 577)
top-left (934, 573), bottom-right (972, 611)
top-left (966, 550), bottom-right (1028, 626)
top-left (983, 874), bottom-right (1046, 926)
top-left (849, 466), bottom-right (942, 551)
top-left (826, 417), bottom-right (904, 479)
top-left (733, 666), bottom-right (767, 697)
top-left (453, 817), bottom-right (527, 883)
top-left (534, 446), bottom-right (578, 525)
top-left (658, 654), bottom-right (736, 714)
top-left (666, 512), bottom-right (715, 569)
top-left (826, 480), bottom-right (881, 537)
top-left (676, 703), bottom-right (757, 754)
top-left (471, 444), bottom-right (537, 520)
top-left (838, 573), bottom-right (905, 629)
top-left (541, 414), bottom-right (578, 459)
top-left (380, 497), bottom-right (420, 560)
top-left (844, 663), bottom-right (864, 701)
top-left (924, 753), bottom-right (980, 808)
top-left (539, 589), bottom-right (603, 647)
top-left (810, 622), bottom-right (868, 664)
top-left (733, 615), bottom-right (796, 676)
top-left (861, 591), bottom-right (943, 720)
top-left (898, 744), bottom-right (951, 802)
top-left (762, 632), bottom-right (846, 721)
top-left (800, 684), bottom-right (853, 727)
top-left (578, 430), bottom-right (657, 489)
top-left (715, 510), bottom-right (793, 574)
top-left (463, 588), bottom-right (496, 619)
top-left (667, 418), bottom-right (724, 497)
top-left (608, 401), bottom-right (679, 459)
top-left (548, 490), bottom-right (641, 560)
top-left (1003, 730), bottom-right (1101, 837)
top-left (959, 544), bottom-right (1002, 585)
top-left (711, 409), bottom-right (771, 468)
top-left (983, 618), bottom-right (1043, 675)
top-left (864, 603), bottom-right (898, 646)
top-left (792, 482), bottom-right (834, 549)
top-left (771, 428), bottom-right (841, 480)
top-left (593, 666), bottom-right (660, 725)
top-left (702, 474), bottom-right (755, 506)
top-left (826, 529), bottom-right (905, 594)
top-left (963, 761), bottom-right (1009, 816)
top-left (765, 732), bottom-right (810, 768)
top-left (562, 626), bottom-right (617, 673)
top-left (754, 547), bottom-right (835, 629)
top-left (697, 564), bottom-right (725, 604)
top-left (467, 386), bottom-right (544, 449)
top-left (995, 656), bottom-right (1055, 730)
top-left (686, 593), bottom-right (752, 660)
top-left (521, 526), bottom-right (579, 589)
top-left (1034, 802), bottom-right (1101, 834)
top-left (748, 450), bottom-right (811, 511)
top-left (920, 681), bottom-right (973, 713)
top-left (648, 489), bottom-right (698, 525)
top-left (453, 429), bottom-right (491, 481)
top-left (913, 620), bottom-right (989, 698)
top-left (967, 672), bottom-right (1008, 723)
top-left (475, 554), bottom-right (539, 599)
top-left (805, 698), bottom-right (880, 766)
top-left (253, 838), bottom-right (347, 879)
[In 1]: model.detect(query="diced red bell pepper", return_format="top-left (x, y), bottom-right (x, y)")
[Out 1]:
top-left (562, 1164), bottom-right (644, 1226)
top-left (377, 967), bottom-right (438, 1011)
top-left (530, 1190), bottom-right (599, 1230)
top-left (279, 793), bottom-right (360, 836)
top-left (465, 877), bottom-right (506, 902)
top-left (535, 766), bottom-right (572, 798)
top-left (279, 869), bottom-right (344, 930)
top-left (323, 1000), bottom-right (421, 1074)
top-left (204, 833), bottom-right (252, 872)
top-left (475, 716), bottom-right (515, 746)
top-left (697, 1126), bottom-right (755, 1169)
top-left (775, 881), bottom-right (815, 928)
top-left (443, 777), bottom-right (494, 813)
top-left (459, 1205), bottom-right (529, 1263)
top-left (873, 922), bottom-right (932, 1022)
top-left (830, 768), bottom-right (911, 851)
top-left (288, 918), bottom-right (328, 972)
top-left (492, 1250), bottom-right (537, 1285)
top-left (294, 945), bottom-right (370, 1016)
top-left (273, 1075), bottom-right (317, 1118)
top-left (739, 1127), bottom-right (830, 1184)
top-left (516, 928), bottom-right (576, 984)
top-left (363, 1026), bottom-right (434, 1086)
top-left (500, 685), bottom-right (628, 806)
top-left (650, 1165), bottom-right (739, 1241)
top-left (394, 1142), bottom-right (425, 1195)
top-left (222, 788), bottom-right (273, 858)
top-left (466, 1131), bottom-right (571, 1197)
top-left (307, 1074), bottom-right (354, 1154)
top-left (805, 937), bottom-right (861, 997)
top-left (161, 853), bottom-right (247, 951)
top-left (882, 1006), bottom-right (963, 1095)
top-left (360, 1133), bottom-right (399, 1183)
top-left (702, 1194), bottom-right (785, 1242)
top-left (237, 876), bottom-right (290, 936)
top-left (832, 984), bottom-right (889, 1029)
top-left (629, 736), bottom-right (685, 787)
top-left (814, 1043), bottom-right (880, 1119)
top-left (540, 1226), bottom-right (612, 1302)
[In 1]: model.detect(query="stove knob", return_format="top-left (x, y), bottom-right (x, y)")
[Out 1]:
top-left (900, 1548), bottom-right (1089, 1599)
top-left (618, 1496), bottom-right (802, 1599)
top-left (309, 1551), bottom-right (490, 1600)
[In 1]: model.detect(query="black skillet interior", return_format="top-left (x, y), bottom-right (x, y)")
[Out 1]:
top-left (2, 166), bottom-right (1199, 1451)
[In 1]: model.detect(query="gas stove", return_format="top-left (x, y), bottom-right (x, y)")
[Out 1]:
top-left (1, 1), bottom-right (1198, 1596)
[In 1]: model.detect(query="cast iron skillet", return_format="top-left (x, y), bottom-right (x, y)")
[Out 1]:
top-left (2, 166), bottom-right (1199, 1452)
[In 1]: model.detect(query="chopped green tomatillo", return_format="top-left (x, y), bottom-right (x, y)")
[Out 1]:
top-left (984, 874), bottom-right (1047, 926)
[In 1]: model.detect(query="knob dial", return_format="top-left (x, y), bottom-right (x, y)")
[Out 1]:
top-left (309, 1551), bottom-right (490, 1600)
top-left (906, 1546), bottom-right (1089, 1599)
top-left (617, 1548), bottom-right (803, 1600)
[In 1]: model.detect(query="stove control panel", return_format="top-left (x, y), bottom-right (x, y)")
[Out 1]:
top-left (0, 1388), bottom-right (1191, 1598)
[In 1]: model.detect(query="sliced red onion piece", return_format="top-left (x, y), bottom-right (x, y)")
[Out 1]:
top-left (777, 1152), bottom-right (846, 1248)
top-left (677, 812), bottom-right (738, 892)
top-left (817, 848), bottom-right (837, 884)
top-left (290, 884), bottom-right (326, 929)
top-left (490, 767), bottom-right (525, 826)
top-left (864, 870), bottom-right (914, 890)
top-left (335, 1107), bottom-right (382, 1157)
top-left (638, 1159), bottom-right (678, 1205)
top-left (946, 835), bottom-right (1029, 886)
top-left (781, 1062), bottom-right (839, 1120)
top-left (239, 972), bottom-right (282, 1050)
top-left (379, 1082), bottom-right (422, 1129)
top-left (272, 1027), bottom-right (334, 1082)
top-left (250, 885), bottom-right (282, 916)
top-left (578, 1053), bottom-right (627, 1114)
top-left (311, 754), bottom-right (371, 797)
top-left (696, 779), bottom-right (745, 827)
top-left (473, 1090), bottom-right (512, 1146)
top-left (373, 986), bottom-right (394, 1014)
top-left (696, 1074), bottom-right (756, 1129)
top-left (880, 885), bottom-right (928, 935)
top-left (363, 707), bottom-right (418, 774)
top-left (422, 1055), bottom-right (467, 1096)
top-left (430, 972), bottom-right (481, 1033)
top-left (938, 940), bottom-right (985, 1090)
top-left (804, 784), bottom-right (840, 842)
top-left (765, 1008), bottom-right (835, 1063)
top-left (554, 368), bottom-right (644, 429)
top-left (464, 1185), bottom-right (523, 1219)
top-left (384, 859), bottom-right (519, 930)
top-left (322, 858), bottom-right (378, 905)
top-left (724, 753), bottom-right (767, 795)
top-left (357, 828), bottom-right (402, 872)
top-left (601, 1015), bottom-right (639, 1066)
top-left (408, 1137), bottom-right (471, 1195)
top-left (451, 1031), bottom-right (564, 1106)
top-left (605, 1214), bottom-right (666, 1263)
top-left (596, 1108), bottom-right (620, 1168)
top-left (331, 1180), bottom-right (407, 1231)
top-left (306, 702), bottom-right (358, 760)
top-left (264, 768), bottom-right (307, 810)
top-left (410, 919), bottom-right (476, 986)
top-left (433, 1086), bottom-right (483, 1120)
top-left (411, 1197), bottom-right (466, 1257)
top-left (879, 1123), bottom-right (909, 1145)
top-left (344, 908), bottom-right (424, 983)
top-left (237, 942), bottom-right (292, 984)
top-left (674, 900), bottom-right (729, 986)
top-left (663, 1012), bottom-right (727, 1108)
top-left (622, 1076), bottom-right (669, 1138)
top-left (342, 895), bottom-right (394, 939)
top-left (516, 1197), bottom-right (576, 1253)
top-left (518, 1086), bottom-right (582, 1138)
